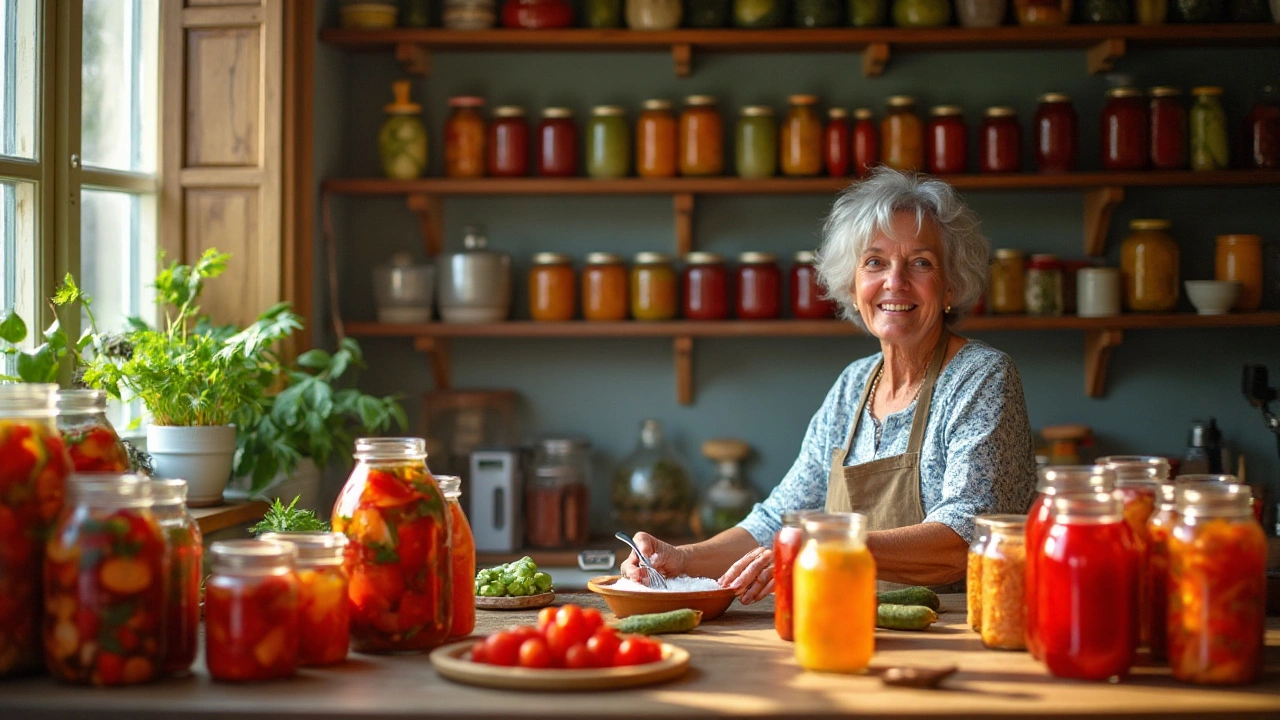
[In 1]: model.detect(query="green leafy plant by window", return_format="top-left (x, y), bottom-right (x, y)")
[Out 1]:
top-left (0, 274), bottom-right (109, 384)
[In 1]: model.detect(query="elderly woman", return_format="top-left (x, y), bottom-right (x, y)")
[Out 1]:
top-left (622, 168), bottom-right (1037, 601)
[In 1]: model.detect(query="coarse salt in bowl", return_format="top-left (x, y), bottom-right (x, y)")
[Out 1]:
top-left (588, 574), bottom-right (737, 620)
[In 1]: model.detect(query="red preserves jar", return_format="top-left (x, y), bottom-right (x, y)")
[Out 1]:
top-left (979, 106), bottom-right (1021, 173)
top-left (1034, 92), bottom-right (1078, 173)
top-left (205, 540), bottom-right (300, 682)
top-left (1099, 455), bottom-right (1168, 649)
top-left (773, 510), bottom-right (815, 641)
top-left (445, 96), bottom-right (486, 179)
top-left (154, 479), bottom-right (202, 676)
top-left (737, 252), bottom-right (781, 320)
top-left (1102, 87), bottom-right (1149, 171)
top-left (1245, 84), bottom-right (1280, 169)
top-left (332, 437), bottom-right (451, 653)
top-left (927, 105), bottom-right (967, 174)
top-left (824, 108), bottom-right (851, 177)
top-left (502, 0), bottom-right (575, 27)
top-left (1146, 483), bottom-right (1176, 662)
top-left (55, 389), bottom-right (129, 472)
top-left (438, 476), bottom-right (476, 640)
top-left (682, 252), bottom-right (729, 321)
top-left (852, 108), bottom-right (878, 177)
top-left (488, 105), bottom-right (529, 177)
top-left (537, 107), bottom-right (578, 177)
top-left (259, 532), bottom-right (350, 667)
top-left (791, 250), bottom-right (837, 319)
top-left (1149, 87), bottom-right (1187, 171)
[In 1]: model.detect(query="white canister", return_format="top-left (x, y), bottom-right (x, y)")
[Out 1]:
top-left (1077, 267), bottom-right (1121, 317)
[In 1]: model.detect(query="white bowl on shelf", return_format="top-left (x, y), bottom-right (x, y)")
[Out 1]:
top-left (1185, 280), bottom-right (1242, 315)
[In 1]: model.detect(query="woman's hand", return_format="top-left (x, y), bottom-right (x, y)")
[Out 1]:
top-left (619, 532), bottom-right (688, 583)
top-left (718, 546), bottom-right (774, 605)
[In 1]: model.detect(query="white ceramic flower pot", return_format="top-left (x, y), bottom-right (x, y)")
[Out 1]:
top-left (146, 424), bottom-right (237, 507)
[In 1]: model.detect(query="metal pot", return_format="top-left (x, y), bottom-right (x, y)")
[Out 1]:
top-left (437, 225), bottom-right (511, 323)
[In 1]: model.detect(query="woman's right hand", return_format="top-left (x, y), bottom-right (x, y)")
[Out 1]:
top-left (619, 532), bottom-right (688, 582)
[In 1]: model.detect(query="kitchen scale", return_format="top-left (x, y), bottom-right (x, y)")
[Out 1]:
top-left (469, 447), bottom-right (526, 552)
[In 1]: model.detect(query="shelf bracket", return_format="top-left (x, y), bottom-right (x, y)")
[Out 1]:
top-left (395, 42), bottom-right (431, 76)
top-left (1083, 186), bottom-right (1124, 257)
top-left (1086, 38), bottom-right (1125, 75)
top-left (413, 335), bottom-right (452, 390)
top-left (675, 336), bottom-right (694, 405)
top-left (406, 193), bottom-right (444, 257)
top-left (674, 193), bottom-right (694, 256)
top-left (671, 43), bottom-right (692, 78)
top-left (1084, 329), bottom-right (1123, 398)
top-left (862, 43), bottom-right (890, 78)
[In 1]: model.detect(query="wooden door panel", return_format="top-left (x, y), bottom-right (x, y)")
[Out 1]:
top-left (185, 28), bottom-right (261, 167)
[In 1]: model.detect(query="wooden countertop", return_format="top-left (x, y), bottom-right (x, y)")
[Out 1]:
top-left (2, 593), bottom-right (1277, 719)
top-left (189, 501), bottom-right (270, 536)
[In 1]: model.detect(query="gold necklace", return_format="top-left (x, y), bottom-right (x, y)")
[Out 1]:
top-left (868, 364), bottom-right (923, 415)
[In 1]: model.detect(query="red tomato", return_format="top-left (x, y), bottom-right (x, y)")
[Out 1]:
top-left (517, 636), bottom-right (553, 669)
top-left (563, 643), bottom-right (594, 669)
top-left (614, 636), bottom-right (662, 667)
top-left (95, 652), bottom-right (124, 685)
top-left (586, 628), bottom-right (620, 667)
top-left (469, 639), bottom-right (488, 664)
top-left (543, 622), bottom-right (574, 663)
top-left (484, 631), bottom-right (523, 667)
top-left (363, 470), bottom-right (418, 508)
top-left (581, 607), bottom-right (604, 636)
top-left (506, 624), bottom-right (541, 643)
top-left (536, 606), bottom-right (558, 634)
top-left (555, 605), bottom-right (591, 647)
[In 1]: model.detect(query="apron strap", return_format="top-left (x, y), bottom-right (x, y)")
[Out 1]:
top-left (906, 329), bottom-right (950, 454)
top-left (834, 358), bottom-right (883, 468)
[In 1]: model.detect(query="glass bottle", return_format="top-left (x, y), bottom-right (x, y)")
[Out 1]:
top-left (793, 513), bottom-right (875, 672)
top-left (1120, 219), bottom-right (1180, 312)
top-left (625, 0), bottom-right (684, 28)
top-left (436, 476), bottom-right (477, 638)
top-left (979, 514), bottom-right (1027, 650)
top-left (529, 252), bottom-right (576, 322)
top-left (967, 517), bottom-right (994, 632)
top-left (332, 437), bottom-right (450, 653)
top-left (55, 389), bottom-right (129, 473)
top-left (0, 385), bottom-right (70, 678)
top-left (636, 99), bottom-right (677, 179)
top-left (1215, 234), bottom-right (1263, 312)
top-left (154, 479), bottom-right (202, 676)
top-left (680, 95), bottom-right (725, 177)
top-left (612, 419), bottom-right (696, 538)
top-left (445, 96), bottom-right (487, 178)
top-left (378, 80), bottom-right (428, 180)
top-left (1134, 0), bottom-right (1167, 22)
top-left (737, 252), bottom-right (782, 320)
top-left (733, 0), bottom-right (784, 26)
top-left (892, 0), bottom-right (951, 26)
top-left (526, 439), bottom-right (591, 549)
top-left (774, 509), bottom-right (819, 642)
top-left (1102, 88), bottom-right (1148, 171)
top-left (1245, 85), bottom-right (1280, 169)
top-left (205, 540), bottom-right (300, 681)
top-left (584, 0), bottom-right (623, 26)
top-left (1014, 0), bottom-right (1072, 23)
top-left (488, 105), bottom-right (530, 178)
top-left (258, 531), bottom-right (350, 667)
top-left (927, 105), bottom-right (967, 175)
top-left (852, 108), bottom-right (879, 177)
top-left (979, 106), bottom-right (1021, 174)
top-left (1025, 254), bottom-right (1063, 317)
top-left (824, 108), bottom-right (851, 177)
top-left (735, 105), bottom-right (778, 179)
top-left (1034, 93), bottom-right (1077, 174)
top-left (782, 95), bottom-right (823, 177)
top-left (1149, 87), bottom-right (1187, 171)
top-left (849, 0), bottom-right (888, 25)
top-left (582, 252), bottom-right (629, 321)
top-left (694, 438), bottom-right (760, 539)
top-left (683, 252), bottom-right (730, 321)
top-left (989, 248), bottom-right (1027, 314)
top-left (537, 108), bottom-right (578, 177)
top-left (587, 105), bottom-right (631, 179)
top-left (791, 250), bottom-right (837, 319)
top-left (1098, 455), bottom-right (1169, 649)
top-left (631, 252), bottom-right (678, 321)
top-left (1190, 86), bottom-right (1229, 172)
top-left (881, 96), bottom-right (923, 172)
top-left (1146, 482), bottom-right (1177, 662)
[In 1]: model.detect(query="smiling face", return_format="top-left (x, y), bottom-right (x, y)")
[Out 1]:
top-left (853, 211), bottom-right (952, 346)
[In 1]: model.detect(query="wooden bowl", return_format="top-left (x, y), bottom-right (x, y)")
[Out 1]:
top-left (587, 575), bottom-right (736, 620)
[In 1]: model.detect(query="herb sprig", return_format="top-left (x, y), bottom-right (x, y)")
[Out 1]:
top-left (249, 496), bottom-right (330, 535)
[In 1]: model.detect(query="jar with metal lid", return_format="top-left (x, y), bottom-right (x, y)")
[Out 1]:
top-left (737, 252), bottom-right (782, 320)
top-left (1014, 0), bottom-right (1071, 23)
top-left (694, 438), bottom-right (760, 539)
top-left (881, 96), bottom-right (923, 172)
top-left (967, 517), bottom-right (994, 632)
top-left (734, 0), bottom-right (784, 26)
top-left (631, 252), bottom-right (678, 321)
top-left (258, 531), bottom-right (350, 667)
top-left (794, 513), bottom-right (875, 672)
top-left (736, 105), bottom-right (777, 179)
top-left (503, 0), bottom-right (575, 26)
top-left (1076, 266), bottom-right (1120, 317)
top-left (433, 476), bottom-right (476, 638)
top-left (849, 0), bottom-right (888, 25)
top-left (154, 479), bottom-right (202, 676)
top-left (583, 252), bottom-right (629, 321)
top-left (527, 439), bottom-right (591, 549)
top-left (55, 388), bottom-right (129, 473)
top-left (529, 252), bottom-right (576, 322)
top-left (444, 0), bottom-right (497, 29)
top-left (587, 105), bottom-right (631, 179)
top-left (989, 249), bottom-right (1026, 314)
top-left (445, 96), bottom-right (487, 178)
top-left (1120, 219), bottom-right (1179, 312)
top-left (626, 0), bottom-right (683, 28)
top-left (44, 474), bottom-right (165, 685)
top-left (1102, 87), bottom-right (1148, 171)
top-left (637, 99), bottom-right (677, 178)
top-left (378, 80), bottom-right (428, 180)
top-left (1149, 87), bottom-right (1187, 171)
top-left (791, 250), bottom-right (837, 319)
top-left (205, 539), bottom-right (300, 682)
top-left (1246, 84), bottom-right (1280, 170)
top-left (893, 0), bottom-right (951, 25)
top-left (927, 105), bottom-right (967, 175)
top-left (1098, 454), bottom-right (1169, 649)
top-left (584, 0), bottom-right (623, 26)
top-left (979, 514), bottom-right (1027, 650)
top-left (537, 107), bottom-right (578, 177)
top-left (1134, 0), bottom-right (1166, 21)
top-left (680, 95), bottom-right (724, 177)
top-left (1025, 254), bottom-right (1063, 316)
top-left (774, 509), bottom-right (820, 642)
top-left (956, 0), bottom-right (1007, 25)
top-left (852, 108), bottom-right (878, 177)
top-left (1034, 93), bottom-right (1077, 173)
top-left (1190, 86), bottom-right (1228, 171)
top-left (781, 94), bottom-right (823, 177)
top-left (1215, 234), bottom-right (1262, 311)
top-left (683, 252), bottom-right (730, 321)
top-left (488, 105), bottom-right (529, 177)
top-left (979, 106), bottom-right (1021, 173)
top-left (825, 108), bottom-right (851, 177)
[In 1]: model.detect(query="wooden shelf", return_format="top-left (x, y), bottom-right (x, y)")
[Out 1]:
top-left (189, 500), bottom-right (271, 536)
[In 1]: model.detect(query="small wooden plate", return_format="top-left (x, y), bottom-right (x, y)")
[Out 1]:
top-left (475, 592), bottom-right (556, 610)
top-left (430, 639), bottom-right (691, 691)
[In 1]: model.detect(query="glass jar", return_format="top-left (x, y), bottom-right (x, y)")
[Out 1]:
top-left (529, 252), bottom-right (576, 322)
top-left (1034, 93), bottom-right (1077, 174)
top-left (794, 513), bottom-right (875, 672)
top-left (1102, 88), bottom-right (1149, 172)
top-left (737, 252), bottom-right (782, 320)
top-left (774, 510), bottom-right (819, 642)
top-left (1120, 219), bottom-right (1179, 312)
top-left (1168, 483), bottom-right (1266, 685)
top-left (583, 252), bottom-right (629, 321)
top-left (626, 0), bottom-right (683, 28)
top-left (1035, 492), bottom-right (1138, 681)
top-left (956, 0), bottom-right (1008, 25)
top-left (735, 105), bottom-right (778, 179)
top-left (631, 252), bottom-right (679, 321)
top-left (1171, 0), bottom-right (1223, 21)
top-left (503, 0), bottom-right (575, 27)
top-left (332, 438), bottom-right (450, 653)
top-left (1190, 86), bottom-right (1229, 172)
top-left (680, 96), bottom-right (725, 177)
top-left (849, 0), bottom-right (888, 24)
top-left (612, 420), bottom-right (696, 537)
top-left (989, 249), bottom-right (1027, 314)
top-left (378, 80), bottom-right (428, 180)
top-left (881, 96), bottom-right (923, 172)
top-left (538, 108), bottom-right (578, 177)
top-left (1081, 0), bottom-right (1129, 20)
top-left (1025, 254), bottom-right (1063, 317)
top-left (258, 531), bottom-right (350, 667)
top-left (154, 479), bottom-right (202, 676)
top-left (979, 515), bottom-right (1026, 650)
top-left (979, 106), bottom-right (1021, 174)
top-left (445, 96), bottom-right (487, 179)
top-left (1099, 455), bottom-right (1169, 649)
top-left (1015, 0), bottom-right (1073, 23)
top-left (1215, 234), bottom-right (1262, 312)
top-left (781, 95), bottom-right (823, 177)
top-left (794, 0), bottom-right (843, 24)
top-left (967, 517), bottom-right (993, 632)
top-left (1246, 85), bottom-right (1280, 170)
top-left (1229, 0), bottom-right (1270, 20)
top-left (584, 0), bottom-right (623, 26)
top-left (526, 439), bottom-right (591, 549)
top-left (683, 252), bottom-right (730, 321)
top-left (687, 0), bottom-right (731, 25)
top-left (1146, 483), bottom-right (1177, 662)
top-left (694, 439), bottom-right (760, 539)
top-left (587, 106), bottom-right (631, 179)
top-left (1134, 0), bottom-right (1167, 21)
top-left (43, 475), bottom-right (164, 685)
top-left (1077, 266), bottom-right (1121, 317)
top-left (927, 105), bottom-right (967, 175)
top-left (791, 250), bottom-right (837, 319)
top-left (1148, 87), bottom-right (1187, 171)
top-left (824, 108), bottom-right (851, 177)
top-left (488, 105), bottom-right (530, 178)
top-left (444, 0), bottom-right (497, 28)
top-left (852, 108), bottom-right (878, 177)
top-left (205, 540), bottom-right (300, 681)
top-left (734, 0), bottom-right (784, 26)
top-left (55, 389), bottom-right (129, 473)
top-left (435, 476), bottom-right (476, 638)
top-left (637, 99), bottom-right (677, 179)
top-left (893, 0), bottom-right (951, 25)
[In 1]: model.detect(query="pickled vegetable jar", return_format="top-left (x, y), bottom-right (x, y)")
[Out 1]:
top-left (437, 476), bottom-right (476, 639)
top-left (631, 252), bottom-right (678, 321)
top-left (258, 531), bottom-right (350, 667)
top-left (979, 106), bottom-right (1021, 174)
top-left (333, 437), bottom-right (451, 653)
top-left (1015, 0), bottom-right (1073, 23)
top-left (1120, 219), bottom-right (1179, 312)
top-left (735, 105), bottom-right (778, 179)
top-left (794, 0), bottom-right (843, 26)
top-left (1168, 483), bottom-right (1265, 685)
top-left (445, 96), bottom-right (487, 179)
top-left (893, 0), bottom-right (951, 25)
top-left (967, 518), bottom-right (992, 632)
top-left (1190, 86), bottom-right (1228, 172)
top-left (1081, 0), bottom-right (1129, 21)
top-left (587, 105), bottom-right (631, 179)
top-left (1245, 85), bottom-right (1280, 170)
top-left (774, 509), bottom-right (818, 642)
top-left (791, 250), bottom-right (838, 319)
top-left (625, 0), bottom-right (683, 28)
top-left (956, 0), bottom-right (1008, 25)
top-left (1034, 93), bottom-right (1077, 173)
top-left (1099, 454), bottom-right (1169, 648)
top-left (687, 0), bottom-right (731, 25)
top-left (154, 479), bottom-right (202, 676)
top-left (680, 96), bottom-right (725, 177)
top-left (584, 0), bottom-right (623, 26)
top-left (849, 0), bottom-right (888, 24)
top-left (881, 96), bottom-right (923, 172)
top-left (0, 384), bottom-right (69, 677)
top-left (55, 389), bottom-right (128, 473)
top-left (1134, 0), bottom-right (1168, 21)
top-left (737, 252), bottom-right (782, 320)
top-left (583, 252), bottom-right (629, 321)
top-left (1215, 234), bottom-right (1262, 312)
top-left (927, 105), bottom-right (967, 175)
top-left (205, 540), bottom-right (300, 681)
top-left (1025, 254), bottom-right (1063, 316)
top-left (980, 515), bottom-right (1026, 650)
top-left (781, 95), bottom-right (823, 177)
top-left (612, 419), bottom-right (696, 537)
top-left (1102, 88), bottom-right (1148, 171)
top-left (989, 248), bottom-right (1027, 314)
top-left (488, 106), bottom-right (530, 178)
top-left (794, 513), bottom-right (875, 672)
top-left (734, 0), bottom-right (784, 26)
top-left (1146, 483), bottom-right (1176, 662)
top-left (44, 475), bottom-right (165, 685)
top-left (378, 81), bottom-right (428, 180)
top-left (824, 108), bottom-right (851, 177)
top-left (1149, 87), bottom-right (1187, 171)
top-left (538, 108), bottom-right (578, 177)
top-left (530, 252), bottom-right (576, 322)
top-left (683, 252), bottom-right (730, 321)
top-left (503, 0), bottom-right (575, 27)
top-left (637, 99), bottom-right (677, 179)
top-left (853, 108), bottom-right (879, 177)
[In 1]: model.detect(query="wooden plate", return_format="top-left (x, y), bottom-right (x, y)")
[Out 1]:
top-left (475, 592), bottom-right (556, 610)
top-left (429, 639), bottom-right (690, 691)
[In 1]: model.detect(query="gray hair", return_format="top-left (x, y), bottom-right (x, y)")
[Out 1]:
top-left (816, 167), bottom-right (989, 331)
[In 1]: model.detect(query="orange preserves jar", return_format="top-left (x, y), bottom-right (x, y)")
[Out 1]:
top-left (630, 252), bottom-right (678, 321)
top-left (881, 95), bottom-right (924, 172)
top-left (437, 476), bottom-right (476, 640)
top-left (1215, 234), bottom-right (1262, 311)
top-left (1121, 219), bottom-right (1179, 312)
top-left (637, 99), bottom-right (677, 178)
top-left (980, 515), bottom-right (1027, 650)
top-left (582, 252), bottom-right (629, 321)
top-left (781, 94), bottom-right (823, 177)
top-left (793, 513), bottom-right (875, 673)
top-left (529, 252), bottom-right (576, 321)
top-left (259, 532), bottom-right (350, 667)
top-left (445, 96), bottom-right (487, 178)
top-left (679, 95), bottom-right (724, 177)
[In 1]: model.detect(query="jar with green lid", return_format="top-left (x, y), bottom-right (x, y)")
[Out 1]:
top-left (1081, 0), bottom-right (1130, 22)
top-left (892, 0), bottom-right (950, 26)
top-left (1121, 219), bottom-right (1180, 312)
top-left (1190, 87), bottom-right (1228, 172)
top-left (794, 0), bottom-right (843, 26)
top-left (736, 106), bottom-right (778, 179)
top-left (583, 0), bottom-right (623, 26)
top-left (1170, 0), bottom-right (1223, 21)
top-left (378, 81), bottom-right (427, 180)
top-left (849, 0), bottom-right (888, 24)
top-left (1025, 254), bottom-right (1064, 317)
top-left (687, 0), bottom-right (730, 25)
top-left (734, 0), bottom-right (784, 26)
top-left (587, 106), bottom-right (631, 179)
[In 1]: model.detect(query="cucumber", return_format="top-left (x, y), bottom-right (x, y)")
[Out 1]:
top-left (611, 608), bottom-right (703, 635)
top-left (876, 586), bottom-right (941, 611)
top-left (876, 603), bottom-right (937, 631)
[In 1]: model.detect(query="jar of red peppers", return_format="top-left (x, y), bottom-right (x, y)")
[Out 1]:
top-left (1102, 87), bottom-right (1149, 171)
top-left (926, 105), bottom-right (967, 175)
top-left (488, 105), bottom-right (529, 177)
top-left (683, 252), bottom-right (730, 321)
top-left (538, 108), bottom-right (578, 177)
top-left (1149, 87), bottom-right (1187, 171)
top-left (44, 474), bottom-right (165, 685)
top-left (0, 384), bottom-right (69, 678)
top-left (1034, 92), bottom-right (1077, 173)
top-left (852, 108), bottom-right (878, 177)
top-left (1245, 84), bottom-right (1280, 170)
top-left (258, 531), bottom-right (350, 667)
top-left (445, 96), bottom-right (487, 178)
top-left (791, 250), bottom-right (836, 319)
top-left (773, 509), bottom-right (818, 642)
top-left (437, 476), bottom-right (476, 639)
top-left (153, 479), bottom-right (202, 676)
top-left (1098, 455), bottom-right (1168, 648)
top-left (205, 539), bottom-right (300, 681)
top-left (824, 108), bottom-right (851, 177)
top-left (1168, 483), bottom-right (1266, 685)
top-left (333, 437), bottom-right (451, 653)
top-left (55, 389), bottom-right (129, 473)
top-left (979, 106), bottom-right (1021, 173)
top-left (736, 252), bottom-right (782, 320)
top-left (979, 514), bottom-right (1027, 650)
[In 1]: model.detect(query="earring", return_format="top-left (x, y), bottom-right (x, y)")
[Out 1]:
top-left (851, 303), bottom-right (858, 311)
top-left (945, 305), bottom-right (952, 314)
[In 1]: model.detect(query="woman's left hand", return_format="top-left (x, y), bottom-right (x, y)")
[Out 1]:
top-left (717, 546), bottom-right (774, 605)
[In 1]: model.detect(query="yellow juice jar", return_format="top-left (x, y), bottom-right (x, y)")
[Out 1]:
top-left (793, 512), bottom-right (876, 673)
